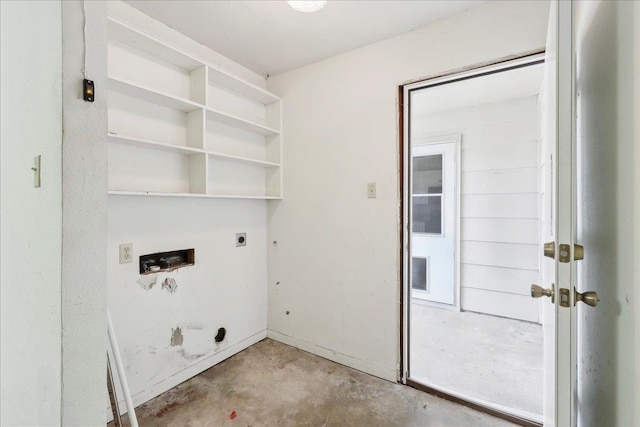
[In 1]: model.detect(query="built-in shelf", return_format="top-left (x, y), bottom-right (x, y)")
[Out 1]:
top-left (109, 76), bottom-right (202, 112)
top-left (108, 133), bottom-right (205, 155)
top-left (205, 108), bottom-right (280, 137)
top-left (109, 17), bottom-right (204, 71)
top-left (108, 190), bottom-right (283, 200)
top-left (208, 152), bottom-right (279, 168)
top-left (107, 133), bottom-right (279, 168)
top-left (208, 66), bottom-right (280, 105)
top-left (108, 78), bottom-right (279, 137)
top-left (107, 14), bottom-right (283, 200)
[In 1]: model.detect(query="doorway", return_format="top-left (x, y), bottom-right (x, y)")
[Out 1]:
top-left (402, 54), bottom-right (546, 425)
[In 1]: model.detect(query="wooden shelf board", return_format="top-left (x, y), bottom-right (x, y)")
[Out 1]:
top-left (208, 66), bottom-right (280, 105)
top-left (207, 194), bottom-right (283, 200)
top-left (205, 108), bottom-right (279, 136)
top-left (108, 17), bottom-right (204, 71)
top-left (107, 134), bottom-right (279, 167)
top-left (108, 133), bottom-right (204, 155)
top-left (108, 76), bottom-right (203, 112)
top-left (108, 190), bottom-right (282, 200)
top-left (207, 151), bottom-right (279, 168)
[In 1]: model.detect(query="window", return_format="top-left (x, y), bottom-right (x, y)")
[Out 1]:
top-left (412, 257), bottom-right (428, 291)
top-left (412, 154), bottom-right (443, 234)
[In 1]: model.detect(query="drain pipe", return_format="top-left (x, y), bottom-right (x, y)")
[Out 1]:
top-left (107, 310), bottom-right (139, 427)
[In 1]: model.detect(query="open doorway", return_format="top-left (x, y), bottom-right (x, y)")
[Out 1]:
top-left (402, 54), bottom-right (545, 425)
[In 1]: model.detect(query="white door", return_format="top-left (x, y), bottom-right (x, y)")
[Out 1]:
top-left (410, 141), bottom-right (456, 305)
top-left (538, 1), bottom-right (574, 426)
top-left (402, 2), bottom-right (578, 424)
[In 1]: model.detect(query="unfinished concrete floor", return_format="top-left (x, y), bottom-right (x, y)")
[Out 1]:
top-left (110, 339), bottom-right (516, 427)
top-left (410, 303), bottom-right (543, 419)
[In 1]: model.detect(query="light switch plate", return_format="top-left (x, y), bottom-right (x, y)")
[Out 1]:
top-left (367, 182), bottom-right (376, 198)
top-left (33, 155), bottom-right (41, 188)
top-left (119, 243), bottom-right (133, 264)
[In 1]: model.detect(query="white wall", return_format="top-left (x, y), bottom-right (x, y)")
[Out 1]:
top-left (266, 1), bottom-right (549, 381)
top-left (106, 3), bottom-right (269, 411)
top-left (0, 1), bottom-right (63, 425)
top-left (411, 95), bottom-right (541, 322)
top-left (107, 198), bottom-right (268, 409)
top-left (61, 1), bottom-right (109, 425)
top-left (574, 1), bottom-right (639, 426)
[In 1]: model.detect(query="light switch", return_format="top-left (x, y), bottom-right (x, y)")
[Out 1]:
top-left (367, 182), bottom-right (376, 198)
top-left (32, 155), bottom-right (41, 188)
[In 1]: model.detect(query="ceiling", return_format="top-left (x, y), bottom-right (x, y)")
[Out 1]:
top-left (125, 1), bottom-right (487, 77)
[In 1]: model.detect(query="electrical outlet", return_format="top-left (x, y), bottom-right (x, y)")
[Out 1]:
top-left (367, 182), bottom-right (377, 198)
top-left (119, 243), bottom-right (133, 264)
top-left (236, 233), bottom-right (247, 247)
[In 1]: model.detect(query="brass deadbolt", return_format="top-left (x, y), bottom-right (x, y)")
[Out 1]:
top-left (544, 242), bottom-right (555, 259)
top-left (531, 284), bottom-right (555, 303)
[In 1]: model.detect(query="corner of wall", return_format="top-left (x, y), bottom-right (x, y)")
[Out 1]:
top-left (61, 1), bottom-right (108, 425)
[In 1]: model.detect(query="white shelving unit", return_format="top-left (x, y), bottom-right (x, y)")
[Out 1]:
top-left (107, 17), bottom-right (282, 199)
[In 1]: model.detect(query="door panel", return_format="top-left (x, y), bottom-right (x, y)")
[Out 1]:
top-left (411, 142), bottom-right (456, 304)
top-left (540, 2), bottom-right (574, 426)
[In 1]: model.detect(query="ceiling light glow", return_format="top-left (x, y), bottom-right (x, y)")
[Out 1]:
top-left (288, 1), bottom-right (327, 13)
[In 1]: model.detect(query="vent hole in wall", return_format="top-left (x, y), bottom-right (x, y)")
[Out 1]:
top-left (215, 327), bottom-right (226, 343)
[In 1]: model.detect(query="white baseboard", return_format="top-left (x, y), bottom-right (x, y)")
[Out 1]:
top-left (108, 329), bottom-right (267, 421)
top-left (267, 329), bottom-right (397, 382)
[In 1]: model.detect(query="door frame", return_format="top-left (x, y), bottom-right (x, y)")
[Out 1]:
top-left (399, 51), bottom-right (545, 427)
top-left (409, 135), bottom-right (461, 310)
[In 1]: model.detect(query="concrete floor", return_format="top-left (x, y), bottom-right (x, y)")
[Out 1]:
top-left (410, 303), bottom-right (543, 418)
top-left (110, 339), bottom-right (516, 427)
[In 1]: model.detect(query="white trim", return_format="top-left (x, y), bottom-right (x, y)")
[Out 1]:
top-left (267, 329), bottom-right (397, 382)
top-left (401, 52), bottom-right (545, 388)
top-left (412, 381), bottom-right (543, 424)
top-left (403, 52), bottom-right (546, 93)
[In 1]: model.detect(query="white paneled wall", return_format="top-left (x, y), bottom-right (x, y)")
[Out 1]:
top-left (414, 95), bottom-right (540, 322)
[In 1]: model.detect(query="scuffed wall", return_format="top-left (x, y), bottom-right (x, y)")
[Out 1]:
top-left (108, 197), bottom-right (268, 408)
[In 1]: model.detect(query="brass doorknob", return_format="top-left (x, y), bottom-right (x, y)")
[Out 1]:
top-left (531, 284), bottom-right (555, 302)
top-left (574, 289), bottom-right (599, 307)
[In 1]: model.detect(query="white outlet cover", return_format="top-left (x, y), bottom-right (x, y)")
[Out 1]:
top-left (119, 243), bottom-right (133, 264)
